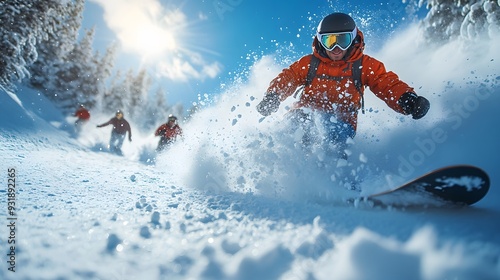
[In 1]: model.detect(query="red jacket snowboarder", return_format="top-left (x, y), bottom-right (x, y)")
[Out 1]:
top-left (74, 105), bottom-right (90, 132)
top-left (155, 114), bottom-right (182, 151)
top-left (74, 105), bottom-right (90, 120)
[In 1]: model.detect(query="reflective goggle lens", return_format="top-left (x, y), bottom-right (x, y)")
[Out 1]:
top-left (318, 31), bottom-right (354, 51)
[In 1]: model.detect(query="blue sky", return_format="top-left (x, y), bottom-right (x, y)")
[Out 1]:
top-left (81, 0), bottom-right (425, 111)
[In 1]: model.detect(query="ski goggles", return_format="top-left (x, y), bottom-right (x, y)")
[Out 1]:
top-left (317, 28), bottom-right (357, 51)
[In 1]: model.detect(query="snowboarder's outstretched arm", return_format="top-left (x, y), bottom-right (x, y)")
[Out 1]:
top-left (96, 119), bottom-right (112, 128)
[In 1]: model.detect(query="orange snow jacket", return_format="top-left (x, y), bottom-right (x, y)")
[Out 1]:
top-left (266, 29), bottom-right (414, 130)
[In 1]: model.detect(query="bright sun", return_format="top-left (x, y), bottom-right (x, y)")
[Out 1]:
top-left (95, 0), bottom-right (188, 62)
top-left (128, 23), bottom-right (177, 59)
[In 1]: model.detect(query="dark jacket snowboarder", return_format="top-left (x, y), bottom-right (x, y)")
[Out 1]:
top-left (97, 110), bottom-right (132, 155)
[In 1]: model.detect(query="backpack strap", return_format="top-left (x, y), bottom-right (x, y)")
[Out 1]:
top-left (293, 55), bottom-right (320, 98)
top-left (306, 55), bottom-right (321, 87)
top-left (296, 54), bottom-right (365, 114)
top-left (351, 56), bottom-right (364, 114)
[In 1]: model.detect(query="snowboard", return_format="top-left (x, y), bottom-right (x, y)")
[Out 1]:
top-left (356, 165), bottom-right (490, 208)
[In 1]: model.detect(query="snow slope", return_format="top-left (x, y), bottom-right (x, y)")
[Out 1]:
top-left (1, 24), bottom-right (500, 279)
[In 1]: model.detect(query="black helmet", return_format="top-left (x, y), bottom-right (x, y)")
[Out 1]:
top-left (116, 110), bottom-right (123, 116)
top-left (317, 13), bottom-right (356, 34)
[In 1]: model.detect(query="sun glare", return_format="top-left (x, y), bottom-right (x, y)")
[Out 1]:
top-left (94, 0), bottom-right (221, 81)
top-left (128, 24), bottom-right (177, 60)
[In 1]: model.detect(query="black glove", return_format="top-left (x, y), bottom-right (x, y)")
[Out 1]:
top-left (398, 92), bottom-right (430, 119)
top-left (256, 92), bottom-right (280, 116)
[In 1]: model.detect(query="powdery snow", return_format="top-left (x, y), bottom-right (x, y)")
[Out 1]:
top-left (1, 23), bottom-right (500, 280)
top-left (437, 176), bottom-right (485, 192)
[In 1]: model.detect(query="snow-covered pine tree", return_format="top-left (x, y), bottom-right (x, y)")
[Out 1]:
top-left (142, 87), bottom-right (171, 130)
top-left (51, 28), bottom-right (100, 112)
top-left (28, 0), bottom-right (83, 92)
top-left (94, 43), bottom-right (118, 98)
top-left (128, 69), bottom-right (151, 121)
top-left (408, 0), bottom-right (499, 42)
top-left (460, 0), bottom-right (500, 39)
top-left (100, 70), bottom-right (128, 115)
top-left (0, 0), bottom-right (61, 91)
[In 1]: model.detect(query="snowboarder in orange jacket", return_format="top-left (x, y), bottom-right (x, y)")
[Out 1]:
top-left (257, 12), bottom-right (430, 159)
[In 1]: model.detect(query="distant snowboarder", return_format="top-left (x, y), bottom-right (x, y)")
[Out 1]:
top-left (154, 114), bottom-right (182, 152)
top-left (73, 104), bottom-right (90, 133)
top-left (96, 110), bottom-right (132, 155)
top-left (256, 12), bottom-right (430, 159)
